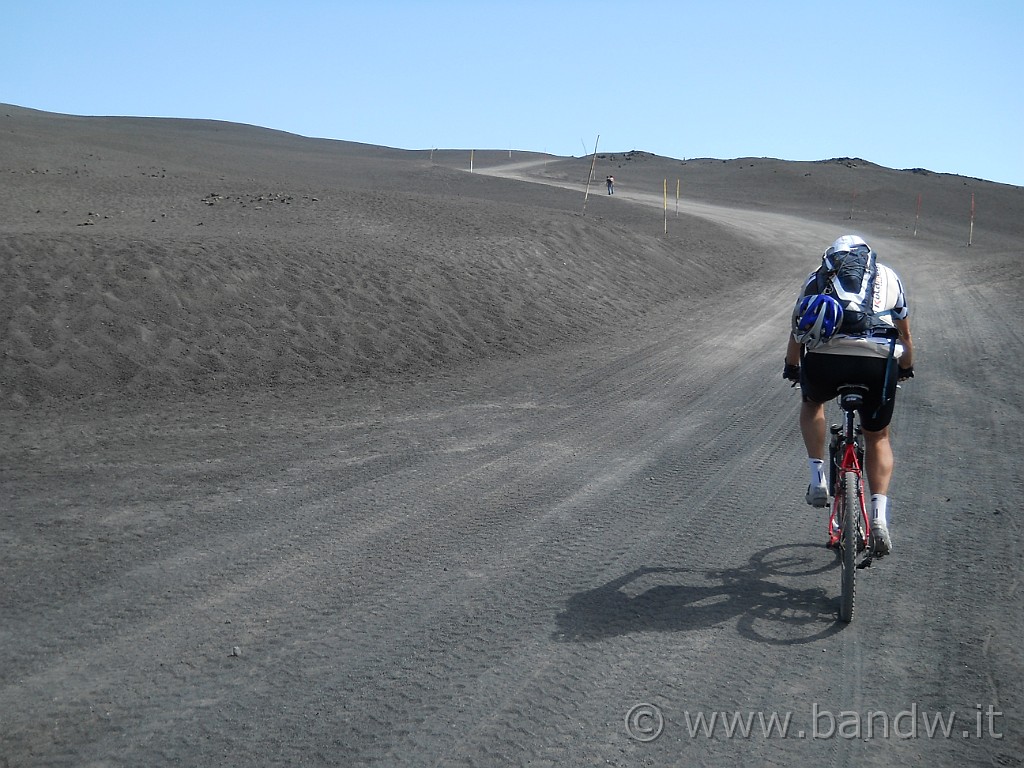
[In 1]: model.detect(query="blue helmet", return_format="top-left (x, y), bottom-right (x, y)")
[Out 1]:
top-left (793, 294), bottom-right (844, 349)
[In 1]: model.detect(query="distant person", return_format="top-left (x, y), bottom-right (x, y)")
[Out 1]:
top-left (606, 175), bottom-right (614, 195)
top-left (784, 235), bottom-right (914, 557)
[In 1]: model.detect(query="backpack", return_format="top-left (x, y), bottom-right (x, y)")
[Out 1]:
top-left (805, 249), bottom-right (894, 336)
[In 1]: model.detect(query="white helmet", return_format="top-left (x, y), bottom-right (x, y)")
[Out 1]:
top-left (822, 235), bottom-right (870, 272)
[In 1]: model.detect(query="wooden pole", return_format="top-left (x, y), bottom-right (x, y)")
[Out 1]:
top-left (582, 134), bottom-right (600, 216)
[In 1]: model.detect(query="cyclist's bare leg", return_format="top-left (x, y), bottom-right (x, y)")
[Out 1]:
top-left (862, 427), bottom-right (893, 496)
top-left (800, 401), bottom-right (827, 459)
top-left (863, 426), bottom-right (895, 555)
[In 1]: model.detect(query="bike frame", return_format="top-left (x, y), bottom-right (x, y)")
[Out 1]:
top-left (828, 403), bottom-right (871, 549)
top-left (829, 386), bottom-right (875, 622)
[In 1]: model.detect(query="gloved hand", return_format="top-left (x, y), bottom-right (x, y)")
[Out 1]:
top-left (898, 365), bottom-right (915, 381)
top-left (783, 362), bottom-right (801, 386)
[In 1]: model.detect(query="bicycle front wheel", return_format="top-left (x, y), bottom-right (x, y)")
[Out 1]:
top-left (839, 470), bottom-right (859, 623)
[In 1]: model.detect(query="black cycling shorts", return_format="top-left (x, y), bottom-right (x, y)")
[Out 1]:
top-left (800, 352), bottom-right (899, 432)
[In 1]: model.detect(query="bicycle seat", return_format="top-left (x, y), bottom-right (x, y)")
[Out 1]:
top-left (837, 384), bottom-right (869, 412)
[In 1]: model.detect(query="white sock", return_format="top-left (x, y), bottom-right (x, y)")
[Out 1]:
top-left (808, 458), bottom-right (826, 488)
top-left (872, 494), bottom-right (889, 525)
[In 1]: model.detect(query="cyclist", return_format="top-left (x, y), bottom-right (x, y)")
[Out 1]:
top-left (783, 235), bottom-right (915, 556)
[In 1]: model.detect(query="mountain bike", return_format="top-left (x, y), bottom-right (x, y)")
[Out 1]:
top-left (827, 384), bottom-right (874, 623)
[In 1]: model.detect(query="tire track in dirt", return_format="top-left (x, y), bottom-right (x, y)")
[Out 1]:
top-left (1, 272), bottom-right (831, 765)
top-left (3, 172), bottom-right (1022, 765)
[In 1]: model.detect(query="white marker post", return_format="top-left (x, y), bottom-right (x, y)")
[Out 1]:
top-left (675, 179), bottom-right (680, 217)
top-left (914, 193), bottom-right (921, 237)
top-left (663, 179), bottom-right (668, 234)
top-left (470, 149), bottom-right (474, 173)
top-left (968, 193), bottom-right (975, 246)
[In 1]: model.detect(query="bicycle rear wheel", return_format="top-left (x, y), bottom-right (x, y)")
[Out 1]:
top-left (839, 470), bottom-right (859, 623)
top-left (828, 431), bottom-right (840, 494)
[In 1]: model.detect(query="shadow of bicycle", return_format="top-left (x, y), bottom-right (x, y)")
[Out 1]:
top-left (553, 543), bottom-right (845, 645)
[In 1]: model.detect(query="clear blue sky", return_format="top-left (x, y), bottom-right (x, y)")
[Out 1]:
top-left (5, 0), bottom-right (1022, 186)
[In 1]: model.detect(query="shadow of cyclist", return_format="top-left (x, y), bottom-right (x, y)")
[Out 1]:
top-left (552, 544), bottom-right (845, 645)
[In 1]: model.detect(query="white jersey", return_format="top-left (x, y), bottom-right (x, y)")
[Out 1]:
top-left (802, 263), bottom-right (909, 359)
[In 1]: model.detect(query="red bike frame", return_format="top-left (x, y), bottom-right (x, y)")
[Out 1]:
top-left (828, 420), bottom-right (871, 550)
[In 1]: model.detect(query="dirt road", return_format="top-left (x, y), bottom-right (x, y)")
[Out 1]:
top-left (3, 161), bottom-right (1021, 766)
